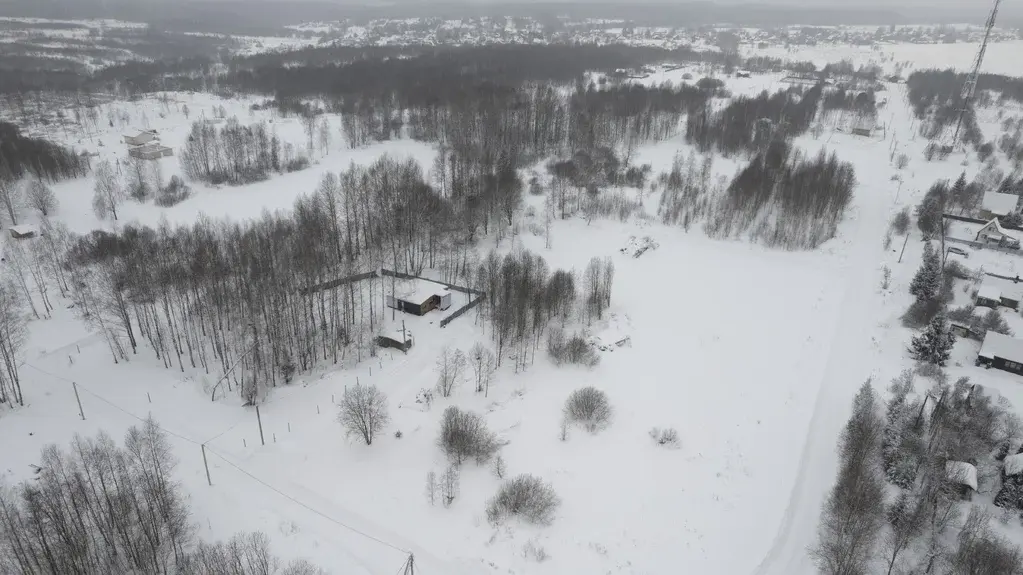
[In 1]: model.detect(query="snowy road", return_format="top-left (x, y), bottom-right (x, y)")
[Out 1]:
top-left (751, 132), bottom-right (899, 574)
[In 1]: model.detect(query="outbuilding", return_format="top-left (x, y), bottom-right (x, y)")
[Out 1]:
top-left (977, 331), bottom-right (1023, 376)
top-left (124, 130), bottom-right (158, 146)
top-left (981, 192), bottom-right (1021, 219)
top-left (946, 461), bottom-right (979, 500)
top-left (129, 143), bottom-right (174, 160)
top-left (8, 224), bottom-right (37, 239)
top-left (385, 280), bottom-right (453, 316)
top-left (376, 329), bottom-right (414, 352)
top-left (976, 275), bottom-right (1023, 310)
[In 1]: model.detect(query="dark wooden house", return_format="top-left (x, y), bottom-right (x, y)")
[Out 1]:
top-left (977, 331), bottom-right (1023, 376)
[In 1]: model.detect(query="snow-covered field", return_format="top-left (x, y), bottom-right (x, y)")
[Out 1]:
top-left (3, 38), bottom-right (1023, 574)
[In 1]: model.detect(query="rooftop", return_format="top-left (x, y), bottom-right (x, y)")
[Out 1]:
top-left (982, 192), bottom-right (1020, 216)
top-left (1005, 453), bottom-right (1023, 476)
top-left (978, 283), bottom-right (1002, 301)
top-left (945, 460), bottom-right (978, 491)
top-left (391, 278), bottom-right (450, 304)
top-left (982, 275), bottom-right (1023, 302)
top-left (979, 331), bottom-right (1023, 364)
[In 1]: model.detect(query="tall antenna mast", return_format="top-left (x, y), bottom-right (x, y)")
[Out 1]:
top-left (951, 0), bottom-right (1002, 150)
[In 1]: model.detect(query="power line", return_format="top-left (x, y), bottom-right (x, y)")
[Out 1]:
top-left (21, 360), bottom-right (415, 566)
top-left (204, 446), bottom-right (409, 556)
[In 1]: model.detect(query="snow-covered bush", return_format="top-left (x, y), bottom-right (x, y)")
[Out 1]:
top-left (486, 475), bottom-right (561, 526)
top-left (437, 406), bottom-right (498, 465)
top-left (650, 427), bottom-right (681, 448)
top-left (155, 176), bottom-right (191, 207)
top-left (563, 387), bottom-right (613, 433)
top-left (547, 328), bottom-right (599, 368)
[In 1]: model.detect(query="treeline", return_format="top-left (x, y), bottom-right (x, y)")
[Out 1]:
top-left (0, 419), bottom-right (325, 574)
top-left (821, 87), bottom-right (876, 116)
top-left (658, 142), bottom-right (854, 249)
top-left (180, 118), bottom-right (308, 185)
top-left (906, 69), bottom-right (999, 147)
top-left (57, 155), bottom-right (528, 403)
top-left (813, 375), bottom-right (1023, 574)
top-left (227, 45), bottom-right (722, 101)
top-left (0, 122), bottom-right (89, 183)
top-left (685, 83), bottom-right (823, 156)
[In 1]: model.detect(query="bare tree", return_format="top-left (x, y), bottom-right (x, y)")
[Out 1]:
top-left (26, 177), bottom-right (57, 216)
top-left (337, 384), bottom-right (390, 445)
top-left (440, 464), bottom-right (460, 507)
top-left (93, 159), bottom-right (126, 220)
top-left (425, 471), bottom-right (437, 506)
top-left (436, 346), bottom-right (466, 398)
top-left (318, 118), bottom-right (331, 155)
top-left (0, 177), bottom-right (21, 225)
top-left (469, 342), bottom-right (497, 396)
top-left (485, 475), bottom-right (561, 526)
top-left (0, 280), bottom-right (27, 407)
top-left (881, 492), bottom-right (926, 575)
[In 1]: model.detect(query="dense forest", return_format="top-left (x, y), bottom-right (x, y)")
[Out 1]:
top-left (0, 122), bottom-right (88, 182)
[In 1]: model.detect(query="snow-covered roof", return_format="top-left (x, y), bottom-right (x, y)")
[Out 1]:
top-left (978, 283), bottom-right (1002, 301)
top-left (9, 224), bottom-right (37, 236)
top-left (979, 331), bottom-right (1023, 364)
top-left (393, 279), bottom-right (449, 305)
top-left (945, 461), bottom-right (978, 490)
top-left (1005, 453), bottom-right (1023, 476)
top-left (982, 275), bottom-right (1023, 302)
top-left (978, 218), bottom-right (1016, 240)
top-left (983, 192), bottom-right (1020, 216)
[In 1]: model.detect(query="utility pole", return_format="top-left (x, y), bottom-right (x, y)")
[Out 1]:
top-left (73, 382), bottom-right (85, 420)
top-left (898, 233), bottom-right (911, 263)
top-left (402, 554), bottom-right (415, 575)
top-left (402, 320), bottom-right (408, 354)
top-left (255, 405), bottom-right (265, 446)
top-left (202, 444), bottom-right (212, 486)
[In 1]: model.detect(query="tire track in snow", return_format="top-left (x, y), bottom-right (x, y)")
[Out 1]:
top-left (750, 159), bottom-right (893, 575)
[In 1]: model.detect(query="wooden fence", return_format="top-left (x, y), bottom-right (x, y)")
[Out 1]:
top-left (299, 270), bottom-right (379, 295)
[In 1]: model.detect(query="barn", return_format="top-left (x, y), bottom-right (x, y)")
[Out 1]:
top-left (385, 279), bottom-right (453, 316)
top-left (977, 331), bottom-right (1023, 376)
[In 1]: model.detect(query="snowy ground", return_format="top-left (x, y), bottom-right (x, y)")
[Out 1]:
top-left (4, 66), bottom-right (1023, 575)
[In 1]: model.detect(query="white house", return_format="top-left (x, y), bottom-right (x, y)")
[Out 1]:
top-left (975, 218), bottom-right (1020, 249)
top-left (981, 192), bottom-right (1020, 219)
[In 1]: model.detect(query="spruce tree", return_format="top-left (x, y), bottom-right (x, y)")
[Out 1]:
top-left (908, 241), bottom-right (941, 303)
top-left (909, 314), bottom-right (955, 366)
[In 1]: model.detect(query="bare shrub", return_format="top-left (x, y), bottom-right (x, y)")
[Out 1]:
top-left (155, 175), bottom-right (192, 207)
top-left (563, 387), bottom-right (613, 432)
top-left (493, 455), bottom-right (507, 479)
top-left (486, 475), bottom-right (561, 526)
top-left (650, 427), bottom-right (681, 448)
top-left (425, 471), bottom-right (437, 506)
top-left (522, 540), bottom-right (550, 562)
top-left (337, 384), bottom-right (390, 445)
top-left (890, 207), bottom-right (911, 235)
top-left (547, 328), bottom-right (599, 367)
top-left (881, 265), bottom-right (892, 290)
top-left (437, 406), bottom-right (499, 465)
top-left (282, 558), bottom-right (329, 575)
top-left (896, 153), bottom-right (909, 170)
top-left (440, 465), bottom-right (460, 507)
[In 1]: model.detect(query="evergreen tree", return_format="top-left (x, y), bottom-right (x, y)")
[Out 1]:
top-left (909, 314), bottom-right (956, 365)
top-left (908, 241), bottom-right (941, 302)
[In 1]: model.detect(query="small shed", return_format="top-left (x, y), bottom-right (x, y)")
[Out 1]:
top-left (9, 224), bottom-right (37, 239)
top-left (975, 218), bottom-right (1020, 249)
top-left (976, 283), bottom-right (1003, 309)
top-left (851, 116), bottom-right (876, 137)
top-left (981, 192), bottom-right (1021, 219)
top-left (375, 329), bottom-right (413, 352)
top-left (129, 143), bottom-right (174, 161)
top-left (977, 331), bottom-right (1023, 376)
top-left (946, 460), bottom-right (979, 500)
top-left (735, 69), bottom-right (752, 78)
top-left (124, 130), bottom-right (158, 146)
